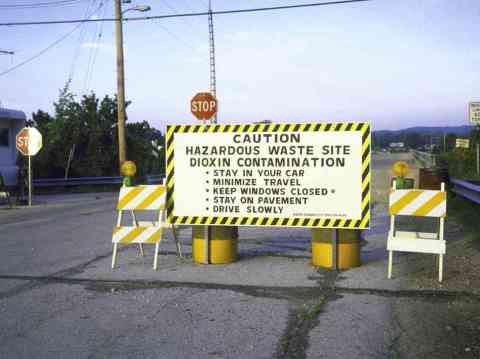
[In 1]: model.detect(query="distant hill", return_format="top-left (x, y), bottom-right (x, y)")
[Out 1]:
top-left (375, 125), bottom-right (473, 136)
top-left (372, 125), bottom-right (478, 149)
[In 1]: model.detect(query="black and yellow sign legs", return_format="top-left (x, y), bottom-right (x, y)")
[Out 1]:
top-left (192, 226), bottom-right (238, 264)
top-left (311, 229), bottom-right (361, 269)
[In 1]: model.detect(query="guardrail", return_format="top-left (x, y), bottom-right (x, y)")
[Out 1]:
top-left (450, 178), bottom-right (480, 205)
top-left (33, 174), bottom-right (164, 187)
top-left (412, 150), bottom-right (435, 167)
top-left (144, 174), bottom-right (164, 185)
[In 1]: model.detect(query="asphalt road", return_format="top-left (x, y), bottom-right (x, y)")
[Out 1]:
top-left (0, 152), bottom-right (479, 359)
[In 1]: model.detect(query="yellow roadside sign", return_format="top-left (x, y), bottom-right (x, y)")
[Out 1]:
top-left (456, 138), bottom-right (470, 149)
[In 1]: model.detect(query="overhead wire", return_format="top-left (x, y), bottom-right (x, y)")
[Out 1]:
top-left (67, 0), bottom-right (97, 82)
top-left (0, 0), bottom-right (373, 26)
top-left (0, 0), bottom-right (104, 77)
top-left (0, 0), bottom-right (371, 77)
top-left (159, 0), bottom-right (178, 14)
top-left (154, 20), bottom-right (200, 53)
top-left (85, 2), bottom-right (107, 91)
top-left (159, 0), bottom-right (204, 32)
top-left (151, 0), bottom-right (205, 54)
top-left (83, 0), bottom-right (106, 93)
top-left (0, 0), bottom-right (87, 10)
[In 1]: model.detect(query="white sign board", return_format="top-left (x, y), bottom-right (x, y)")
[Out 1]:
top-left (469, 102), bottom-right (480, 125)
top-left (165, 122), bottom-right (371, 229)
top-left (456, 138), bottom-right (470, 149)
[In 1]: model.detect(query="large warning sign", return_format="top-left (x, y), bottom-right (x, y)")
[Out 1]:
top-left (166, 122), bottom-right (370, 229)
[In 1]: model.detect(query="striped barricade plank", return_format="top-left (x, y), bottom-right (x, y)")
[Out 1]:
top-left (112, 226), bottom-right (162, 244)
top-left (117, 185), bottom-right (166, 211)
top-left (389, 189), bottom-right (446, 217)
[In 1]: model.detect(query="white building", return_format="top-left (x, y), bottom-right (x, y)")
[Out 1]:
top-left (0, 108), bottom-right (26, 185)
top-left (389, 142), bottom-right (405, 148)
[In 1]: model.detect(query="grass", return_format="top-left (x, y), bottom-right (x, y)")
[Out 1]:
top-left (448, 194), bottom-right (480, 233)
top-left (437, 151), bottom-right (480, 182)
top-left (296, 299), bottom-right (326, 322)
top-left (447, 193), bottom-right (480, 251)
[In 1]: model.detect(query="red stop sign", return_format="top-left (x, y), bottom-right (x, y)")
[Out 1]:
top-left (16, 127), bottom-right (42, 156)
top-left (16, 128), bottom-right (29, 156)
top-left (191, 92), bottom-right (217, 120)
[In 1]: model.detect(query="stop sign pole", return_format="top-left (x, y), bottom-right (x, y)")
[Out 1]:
top-left (16, 127), bottom-right (43, 207)
top-left (190, 92), bottom-right (218, 263)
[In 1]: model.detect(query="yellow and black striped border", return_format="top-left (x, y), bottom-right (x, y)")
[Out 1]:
top-left (166, 122), bottom-right (370, 229)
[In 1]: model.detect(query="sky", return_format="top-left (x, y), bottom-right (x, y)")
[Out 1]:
top-left (0, 0), bottom-right (479, 133)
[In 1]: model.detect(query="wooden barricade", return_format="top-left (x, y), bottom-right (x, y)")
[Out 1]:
top-left (387, 181), bottom-right (447, 282)
top-left (111, 185), bottom-right (182, 270)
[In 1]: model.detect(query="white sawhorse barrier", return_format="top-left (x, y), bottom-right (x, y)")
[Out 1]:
top-left (111, 185), bottom-right (182, 270)
top-left (387, 182), bottom-right (447, 282)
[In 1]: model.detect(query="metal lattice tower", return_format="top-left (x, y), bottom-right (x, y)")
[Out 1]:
top-left (208, 0), bottom-right (217, 123)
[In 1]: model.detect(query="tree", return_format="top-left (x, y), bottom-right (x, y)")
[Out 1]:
top-left (126, 121), bottom-right (164, 176)
top-left (445, 133), bottom-right (457, 152)
top-left (30, 85), bottom-right (165, 179)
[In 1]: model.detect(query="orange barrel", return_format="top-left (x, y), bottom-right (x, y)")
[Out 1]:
top-left (192, 226), bottom-right (238, 264)
top-left (311, 229), bottom-right (361, 269)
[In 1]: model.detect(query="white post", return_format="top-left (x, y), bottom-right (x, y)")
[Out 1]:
top-left (388, 180), bottom-right (396, 279)
top-left (112, 243), bottom-right (118, 269)
top-left (439, 182), bottom-right (445, 282)
top-left (153, 242), bottom-right (159, 270)
top-left (28, 155), bottom-right (32, 207)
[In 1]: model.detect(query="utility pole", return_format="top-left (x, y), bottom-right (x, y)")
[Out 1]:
top-left (114, 0), bottom-right (127, 169)
top-left (201, 0), bottom-right (218, 265)
top-left (208, 0), bottom-right (217, 124)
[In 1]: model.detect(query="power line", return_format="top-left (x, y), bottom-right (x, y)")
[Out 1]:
top-left (0, 0), bottom-right (372, 26)
top-left (159, 0), bottom-right (204, 32)
top-left (153, 21), bottom-right (199, 53)
top-left (68, 0), bottom-right (97, 81)
top-left (83, 0), bottom-right (106, 93)
top-left (0, 2), bottom-right (104, 77)
top-left (0, 0), bottom-right (87, 9)
top-left (0, 26), bottom-right (83, 77)
top-left (159, 0), bottom-right (178, 14)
